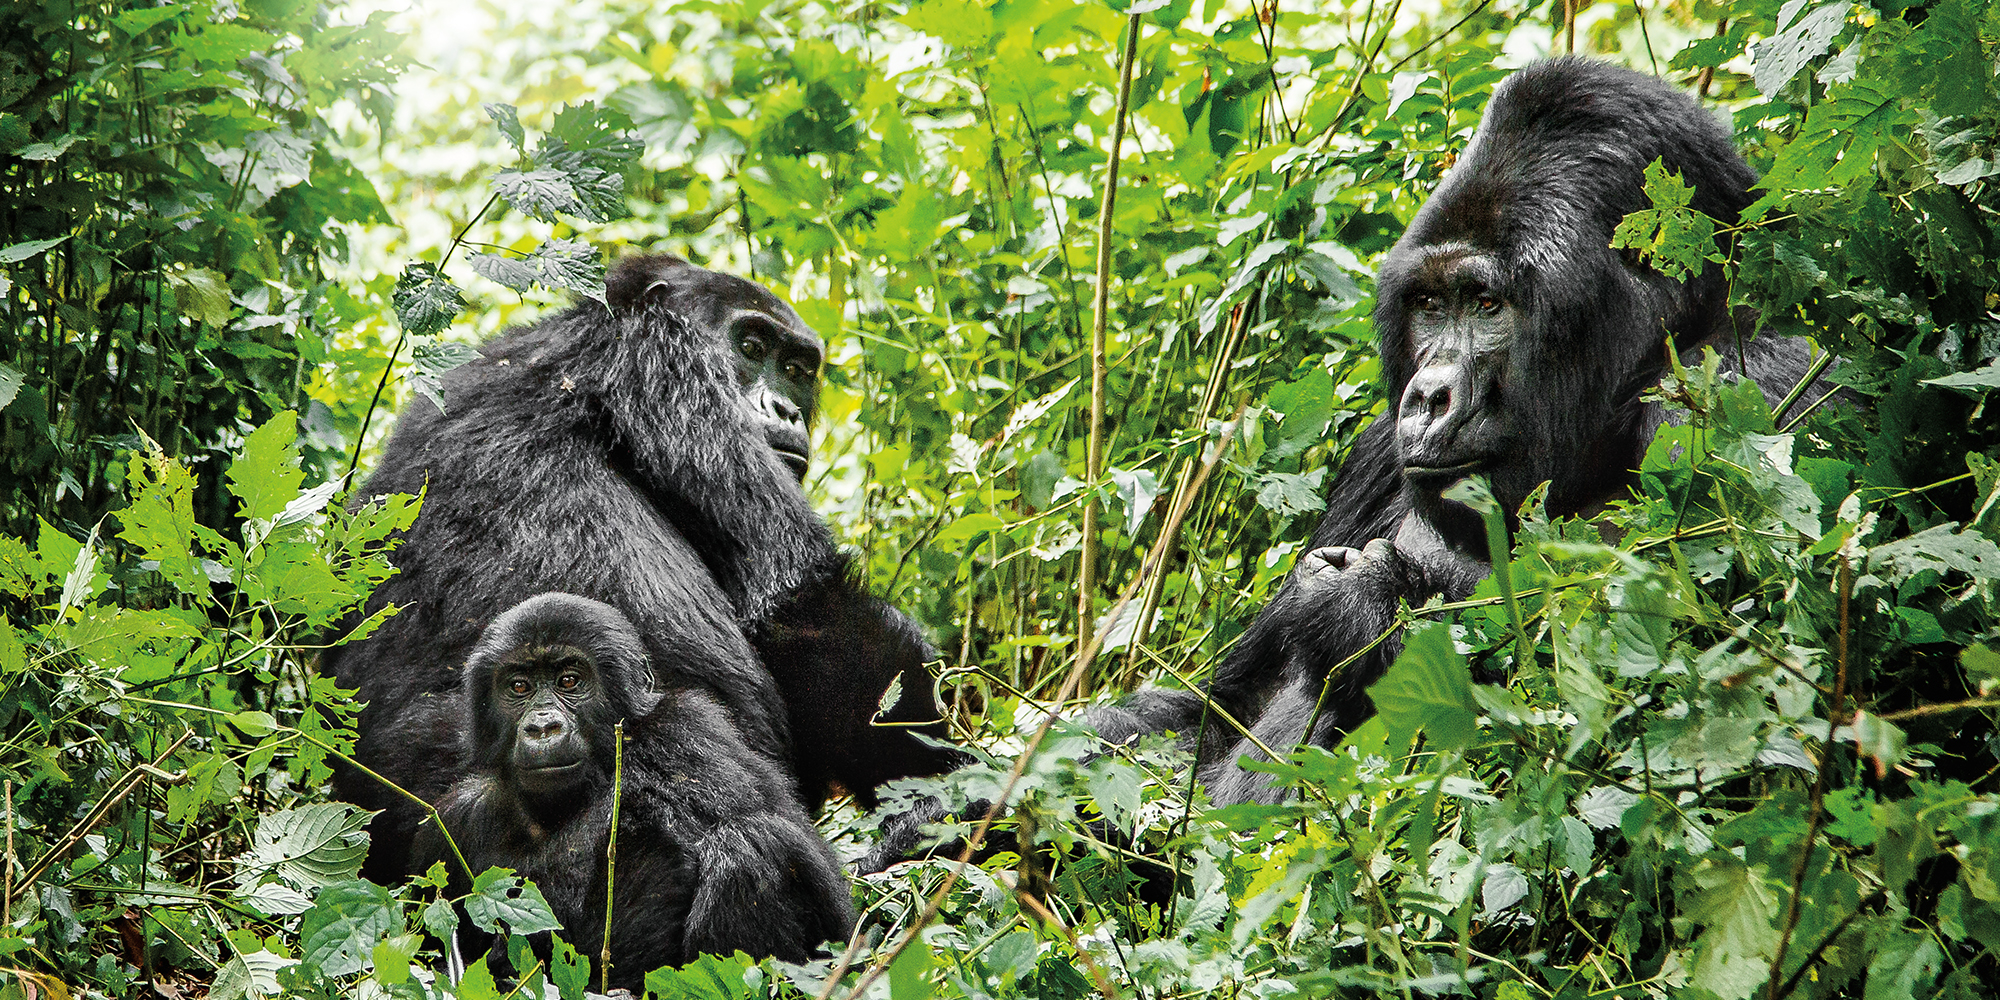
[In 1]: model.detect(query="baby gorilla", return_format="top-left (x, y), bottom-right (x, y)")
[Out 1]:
top-left (416, 593), bottom-right (855, 990)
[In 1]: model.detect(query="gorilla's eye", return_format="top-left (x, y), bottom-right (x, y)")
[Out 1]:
top-left (782, 360), bottom-right (809, 381)
top-left (508, 677), bottom-right (531, 695)
top-left (739, 336), bottom-right (768, 362)
top-left (557, 672), bottom-right (581, 691)
top-left (1476, 294), bottom-right (1503, 314)
top-left (1410, 294), bottom-right (1439, 312)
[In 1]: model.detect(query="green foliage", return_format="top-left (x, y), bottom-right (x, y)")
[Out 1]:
top-left (0, 0), bottom-right (404, 535)
top-left (7, 0), bottom-right (2000, 998)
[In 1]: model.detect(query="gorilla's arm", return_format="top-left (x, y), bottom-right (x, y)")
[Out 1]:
top-left (622, 691), bottom-right (856, 965)
top-left (754, 569), bottom-right (973, 812)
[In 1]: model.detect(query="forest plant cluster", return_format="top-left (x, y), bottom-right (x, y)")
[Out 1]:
top-left (2, 0), bottom-right (2000, 999)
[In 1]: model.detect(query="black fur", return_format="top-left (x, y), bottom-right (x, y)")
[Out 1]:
top-left (417, 594), bottom-right (855, 989)
top-left (326, 254), bottom-right (966, 880)
top-left (1092, 58), bottom-right (1835, 802)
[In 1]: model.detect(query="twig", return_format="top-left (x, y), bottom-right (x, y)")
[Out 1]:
top-left (601, 720), bottom-right (626, 994)
top-left (1078, 12), bottom-right (1145, 655)
top-left (1767, 557), bottom-right (1851, 998)
top-left (1016, 890), bottom-right (1119, 1000)
top-left (11, 730), bottom-right (193, 899)
top-left (3, 781), bottom-right (12, 926)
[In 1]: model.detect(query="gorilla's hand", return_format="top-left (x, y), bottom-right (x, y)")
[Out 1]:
top-left (1293, 538), bottom-right (1402, 601)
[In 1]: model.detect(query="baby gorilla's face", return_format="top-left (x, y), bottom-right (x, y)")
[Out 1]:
top-left (495, 645), bottom-right (607, 798)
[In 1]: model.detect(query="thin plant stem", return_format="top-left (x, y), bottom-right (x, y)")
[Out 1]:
top-left (1078, 12), bottom-right (1144, 655)
top-left (601, 720), bottom-right (625, 994)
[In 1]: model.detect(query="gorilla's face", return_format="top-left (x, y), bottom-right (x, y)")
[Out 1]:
top-left (494, 645), bottom-right (608, 798)
top-left (1390, 246), bottom-right (1522, 502)
top-left (639, 265), bottom-right (826, 482)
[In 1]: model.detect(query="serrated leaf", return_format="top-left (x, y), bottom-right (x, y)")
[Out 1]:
top-left (1750, 2), bottom-right (1849, 96)
top-left (211, 949), bottom-right (294, 1000)
top-left (470, 239), bottom-right (605, 301)
top-left (410, 340), bottom-right (483, 414)
top-left (1924, 359), bottom-right (2000, 390)
top-left (485, 102), bottom-right (525, 152)
top-left (1370, 625), bottom-right (1476, 750)
top-left (1866, 522), bottom-right (2000, 583)
top-left (1252, 469), bottom-right (1327, 520)
top-left (644, 951), bottom-right (761, 1000)
top-left (1763, 78), bottom-right (1918, 190)
top-left (298, 880), bottom-right (398, 977)
top-left (1575, 785), bottom-right (1639, 829)
top-left (466, 868), bottom-right (563, 935)
top-left (493, 167), bottom-right (584, 222)
top-left (392, 262), bottom-right (464, 337)
top-left (241, 803), bottom-right (372, 891)
top-left (227, 413), bottom-right (303, 525)
top-left (1610, 160), bottom-right (1718, 281)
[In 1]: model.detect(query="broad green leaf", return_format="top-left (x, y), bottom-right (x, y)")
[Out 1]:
top-left (1108, 466), bottom-right (1159, 534)
top-left (410, 340), bottom-right (482, 414)
top-left (485, 101), bottom-right (525, 152)
top-left (1763, 78), bottom-right (1919, 190)
top-left (239, 802), bottom-right (371, 890)
top-left (298, 880), bottom-right (397, 977)
top-left (1370, 624), bottom-right (1476, 750)
top-left (210, 949), bottom-right (294, 1000)
top-left (227, 413), bottom-right (304, 525)
top-left (549, 935), bottom-right (589, 1000)
top-left (1750, 2), bottom-right (1849, 96)
top-left (0, 236), bottom-right (69, 264)
top-left (0, 362), bottom-right (27, 411)
top-left (643, 950), bottom-right (761, 1000)
top-left (1610, 159), bottom-right (1718, 281)
top-left (466, 867), bottom-right (563, 935)
top-left (1866, 522), bottom-right (2000, 583)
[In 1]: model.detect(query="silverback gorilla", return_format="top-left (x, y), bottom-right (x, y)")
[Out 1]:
top-left (1091, 58), bottom-right (1832, 803)
top-left (416, 594), bottom-right (854, 989)
top-left (325, 255), bottom-right (966, 884)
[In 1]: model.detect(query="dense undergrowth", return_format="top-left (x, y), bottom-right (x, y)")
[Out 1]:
top-left (3, 0), bottom-right (2000, 998)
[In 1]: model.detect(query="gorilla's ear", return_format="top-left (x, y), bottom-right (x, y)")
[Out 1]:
top-left (604, 254), bottom-right (697, 315)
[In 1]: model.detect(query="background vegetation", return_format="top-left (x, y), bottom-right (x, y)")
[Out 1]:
top-left (2, 0), bottom-right (1998, 998)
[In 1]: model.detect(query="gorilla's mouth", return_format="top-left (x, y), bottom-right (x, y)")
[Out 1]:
top-left (1403, 459), bottom-right (1489, 483)
top-left (771, 445), bottom-right (809, 479)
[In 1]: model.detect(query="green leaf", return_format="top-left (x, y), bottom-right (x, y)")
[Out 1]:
top-left (485, 102), bottom-right (526, 152)
top-left (392, 262), bottom-right (465, 337)
top-left (227, 413), bottom-right (304, 525)
top-left (1610, 160), bottom-right (1719, 281)
top-left (1923, 359), bottom-right (2000, 390)
top-left (1108, 466), bottom-right (1159, 534)
top-left (239, 802), bottom-right (372, 891)
top-left (549, 935), bottom-right (589, 1000)
top-left (1865, 523), bottom-right (2000, 583)
top-left (410, 340), bottom-right (483, 414)
top-left (1683, 854), bottom-right (1784, 999)
top-left (468, 238), bottom-right (605, 302)
top-left (0, 236), bottom-right (69, 264)
top-left (1763, 78), bottom-right (1919, 190)
top-left (298, 880), bottom-right (398, 977)
top-left (15, 134), bottom-right (80, 161)
top-left (168, 267), bottom-right (234, 326)
top-left (1252, 469), bottom-right (1327, 520)
top-left (889, 940), bottom-right (938, 1000)
top-left (494, 167), bottom-right (586, 222)
top-left (1749, 2), bottom-right (1849, 96)
top-left (642, 951), bottom-right (761, 1000)
top-left (210, 949), bottom-right (294, 1000)
top-left (465, 868), bottom-right (563, 935)
top-left (1370, 624), bottom-right (1476, 750)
